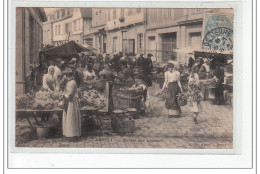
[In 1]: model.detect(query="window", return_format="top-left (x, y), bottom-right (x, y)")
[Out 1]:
top-left (120, 8), bottom-right (125, 17)
top-left (58, 25), bottom-right (60, 35)
top-left (167, 9), bottom-right (171, 18)
top-left (65, 23), bottom-right (69, 33)
top-left (122, 31), bottom-right (127, 39)
top-left (57, 11), bottom-right (60, 19)
top-left (107, 9), bottom-right (110, 21)
top-left (74, 21), bottom-right (76, 31)
top-left (113, 9), bottom-right (116, 19)
top-left (62, 9), bottom-right (65, 17)
top-left (137, 8), bottom-right (141, 13)
top-left (128, 9), bottom-right (132, 16)
top-left (137, 33), bottom-right (144, 54)
top-left (189, 32), bottom-right (201, 48)
top-left (55, 26), bottom-right (57, 35)
top-left (67, 9), bottom-right (71, 15)
top-left (113, 37), bottom-right (117, 53)
top-left (138, 34), bottom-right (143, 48)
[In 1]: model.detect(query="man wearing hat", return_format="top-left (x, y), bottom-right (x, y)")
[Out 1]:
top-left (69, 58), bottom-right (82, 87)
top-left (212, 62), bottom-right (225, 105)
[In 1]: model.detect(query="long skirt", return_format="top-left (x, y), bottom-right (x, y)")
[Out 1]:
top-left (62, 97), bottom-right (81, 137)
top-left (165, 82), bottom-right (181, 116)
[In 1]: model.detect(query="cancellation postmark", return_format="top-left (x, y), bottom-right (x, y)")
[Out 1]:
top-left (202, 27), bottom-right (233, 52)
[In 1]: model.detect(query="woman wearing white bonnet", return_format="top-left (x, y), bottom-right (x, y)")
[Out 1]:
top-left (42, 65), bottom-right (57, 91)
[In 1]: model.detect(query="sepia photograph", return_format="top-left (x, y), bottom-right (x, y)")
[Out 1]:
top-left (15, 7), bottom-right (234, 149)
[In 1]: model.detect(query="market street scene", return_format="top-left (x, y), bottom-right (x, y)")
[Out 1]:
top-left (15, 8), bottom-right (233, 148)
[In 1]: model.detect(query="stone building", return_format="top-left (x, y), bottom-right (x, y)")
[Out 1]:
top-left (145, 8), bottom-right (233, 63)
top-left (43, 8), bottom-right (92, 46)
top-left (16, 7), bottom-right (47, 95)
top-left (89, 8), bottom-right (146, 55)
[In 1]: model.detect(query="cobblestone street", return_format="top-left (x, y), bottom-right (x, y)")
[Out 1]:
top-left (18, 83), bottom-right (233, 149)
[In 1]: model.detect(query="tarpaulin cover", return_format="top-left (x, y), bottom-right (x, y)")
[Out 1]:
top-left (40, 41), bottom-right (92, 57)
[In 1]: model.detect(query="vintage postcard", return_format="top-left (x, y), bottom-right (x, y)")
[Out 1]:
top-left (15, 7), bottom-right (234, 150)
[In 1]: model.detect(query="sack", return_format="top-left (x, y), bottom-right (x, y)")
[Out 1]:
top-left (177, 93), bottom-right (187, 106)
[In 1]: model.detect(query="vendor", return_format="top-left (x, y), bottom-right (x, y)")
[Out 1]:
top-left (198, 59), bottom-right (211, 79)
top-left (212, 62), bottom-right (225, 105)
top-left (119, 61), bottom-right (135, 87)
top-left (83, 63), bottom-right (96, 88)
top-left (42, 66), bottom-right (57, 91)
top-left (62, 68), bottom-right (81, 141)
top-left (99, 64), bottom-right (115, 114)
top-left (134, 75), bottom-right (152, 115)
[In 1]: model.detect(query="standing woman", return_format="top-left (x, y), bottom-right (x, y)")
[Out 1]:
top-left (187, 72), bottom-right (202, 125)
top-left (161, 63), bottom-right (183, 118)
top-left (62, 68), bottom-right (81, 141)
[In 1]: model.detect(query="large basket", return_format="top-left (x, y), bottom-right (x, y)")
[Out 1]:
top-left (113, 93), bottom-right (142, 110)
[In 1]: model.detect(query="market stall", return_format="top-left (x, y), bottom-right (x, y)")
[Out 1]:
top-left (194, 50), bottom-right (233, 106)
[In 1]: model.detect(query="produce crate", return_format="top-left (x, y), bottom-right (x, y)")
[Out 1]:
top-left (111, 116), bottom-right (135, 134)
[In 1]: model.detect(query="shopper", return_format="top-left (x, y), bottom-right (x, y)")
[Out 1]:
top-left (161, 62), bottom-right (183, 118)
top-left (187, 72), bottom-right (202, 125)
top-left (62, 68), bottom-right (81, 141)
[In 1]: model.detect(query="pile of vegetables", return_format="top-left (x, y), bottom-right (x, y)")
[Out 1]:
top-left (78, 89), bottom-right (106, 109)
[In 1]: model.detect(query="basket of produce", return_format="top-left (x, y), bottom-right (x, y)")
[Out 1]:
top-left (92, 79), bottom-right (106, 92)
top-left (78, 89), bottom-right (107, 110)
top-left (177, 93), bottom-right (187, 106)
top-left (16, 94), bottom-right (35, 110)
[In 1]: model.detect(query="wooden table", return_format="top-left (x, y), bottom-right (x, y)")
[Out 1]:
top-left (16, 109), bottom-right (63, 135)
top-left (16, 107), bottom-right (107, 136)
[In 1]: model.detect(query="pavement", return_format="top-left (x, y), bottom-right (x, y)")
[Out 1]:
top-left (17, 83), bottom-right (233, 149)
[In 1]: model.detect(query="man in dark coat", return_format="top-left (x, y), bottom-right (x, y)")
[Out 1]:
top-left (212, 62), bottom-right (225, 105)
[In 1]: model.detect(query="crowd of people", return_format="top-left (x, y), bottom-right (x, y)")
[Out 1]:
top-left (38, 51), bottom-right (226, 140)
top-left (39, 52), bottom-right (155, 141)
top-left (161, 57), bottom-right (225, 125)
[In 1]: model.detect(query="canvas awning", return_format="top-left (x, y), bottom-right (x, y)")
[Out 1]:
top-left (40, 41), bottom-right (92, 58)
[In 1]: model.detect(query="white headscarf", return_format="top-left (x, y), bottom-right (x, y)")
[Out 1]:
top-left (48, 66), bottom-right (55, 74)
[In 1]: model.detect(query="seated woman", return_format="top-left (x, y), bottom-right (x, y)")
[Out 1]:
top-left (42, 66), bottom-right (57, 91)
top-left (83, 63), bottom-right (96, 88)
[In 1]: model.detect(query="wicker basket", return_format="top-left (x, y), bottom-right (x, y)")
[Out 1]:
top-left (113, 93), bottom-right (142, 110)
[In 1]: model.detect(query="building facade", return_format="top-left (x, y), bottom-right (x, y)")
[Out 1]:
top-left (16, 7), bottom-right (47, 95)
top-left (88, 8), bottom-right (146, 55)
top-left (43, 8), bottom-right (92, 46)
top-left (145, 8), bottom-right (233, 63)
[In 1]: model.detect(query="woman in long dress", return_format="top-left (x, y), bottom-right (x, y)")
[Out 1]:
top-left (62, 68), bottom-right (81, 141)
top-left (161, 63), bottom-right (183, 117)
top-left (187, 72), bottom-right (202, 125)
